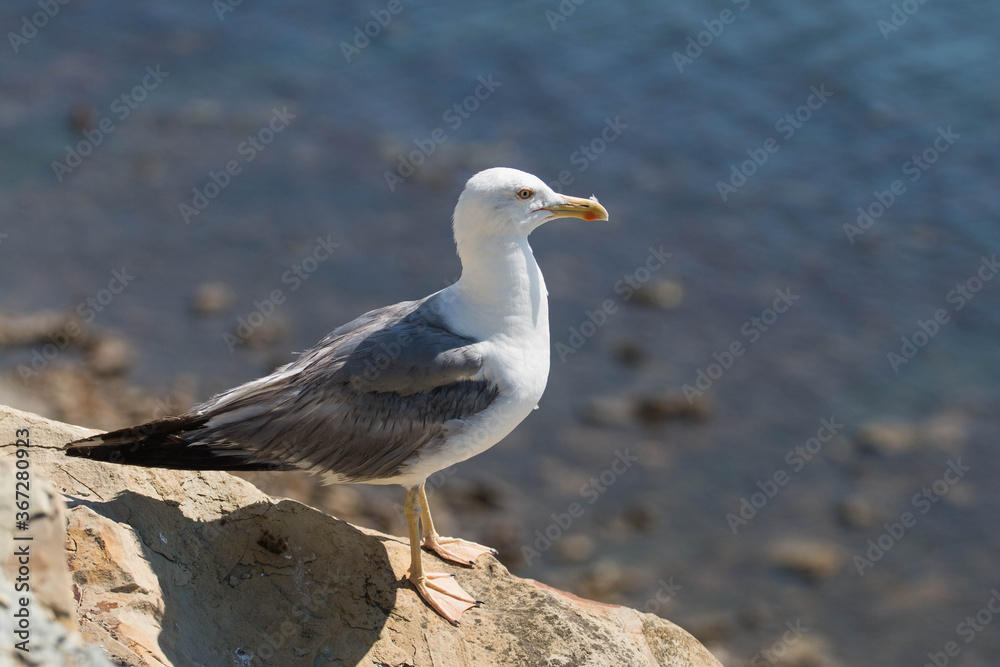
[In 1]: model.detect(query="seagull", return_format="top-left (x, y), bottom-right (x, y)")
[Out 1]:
top-left (64, 167), bottom-right (609, 625)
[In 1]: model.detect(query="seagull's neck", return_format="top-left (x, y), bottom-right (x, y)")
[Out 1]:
top-left (446, 234), bottom-right (548, 340)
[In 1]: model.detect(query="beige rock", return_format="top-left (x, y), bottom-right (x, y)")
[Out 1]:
top-left (922, 411), bottom-right (969, 453)
top-left (0, 404), bottom-right (721, 667)
top-left (190, 282), bottom-right (236, 316)
top-left (856, 413), bottom-right (969, 457)
top-left (766, 539), bottom-right (844, 582)
top-left (0, 462), bottom-right (114, 666)
top-left (632, 280), bottom-right (684, 309)
top-left (87, 336), bottom-right (134, 376)
top-left (555, 533), bottom-right (597, 564)
top-left (582, 396), bottom-right (637, 429)
top-left (634, 393), bottom-right (711, 424)
top-left (836, 495), bottom-right (880, 528)
top-left (856, 420), bottom-right (919, 455)
top-left (0, 466), bottom-right (74, 629)
top-left (0, 311), bottom-right (94, 348)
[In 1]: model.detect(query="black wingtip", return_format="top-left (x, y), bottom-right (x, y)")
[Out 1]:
top-left (61, 414), bottom-right (294, 472)
top-left (60, 415), bottom-right (208, 468)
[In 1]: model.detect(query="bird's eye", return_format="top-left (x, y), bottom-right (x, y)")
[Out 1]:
top-left (517, 188), bottom-right (533, 200)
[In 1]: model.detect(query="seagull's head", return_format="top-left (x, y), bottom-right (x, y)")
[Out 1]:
top-left (453, 167), bottom-right (609, 245)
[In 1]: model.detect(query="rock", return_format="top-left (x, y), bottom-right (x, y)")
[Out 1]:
top-left (612, 339), bottom-right (648, 368)
top-left (68, 104), bottom-right (98, 132)
top-left (857, 413), bottom-right (969, 458)
top-left (836, 495), bottom-right (879, 528)
top-left (0, 568), bottom-right (116, 667)
top-left (766, 540), bottom-right (844, 582)
top-left (767, 635), bottom-right (841, 667)
top-left (634, 393), bottom-right (711, 424)
top-left (621, 501), bottom-right (658, 533)
top-left (583, 392), bottom-right (711, 429)
top-left (0, 467), bottom-right (74, 628)
top-left (922, 411), bottom-right (969, 452)
top-left (87, 336), bottom-right (134, 376)
top-left (633, 439), bottom-right (674, 472)
top-left (0, 463), bottom-right (115, 667)
top-left (856, 421), bottom-right (919, 455)
top-left (0, 311), bottom-right (94, 349)
top-left (554, 533), bottom-right (596, 564)
top-left (190, 282), bottom-right (236, 316)
top-left (632, 280), bottom-right (684, 309)
top-left (0, 404), bottom-right (721, 667)
top-left (581, 396), bottom-right (636, 429)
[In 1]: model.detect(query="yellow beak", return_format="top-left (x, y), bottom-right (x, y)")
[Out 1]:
top-left (540, 195), bottom-right (609, 222)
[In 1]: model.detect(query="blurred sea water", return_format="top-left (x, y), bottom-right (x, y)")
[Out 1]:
top-left (1, 0), bottom-right (999, 664)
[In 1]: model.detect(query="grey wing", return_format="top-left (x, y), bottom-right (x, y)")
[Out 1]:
top-left (183, 295), bottom-right (499, 481)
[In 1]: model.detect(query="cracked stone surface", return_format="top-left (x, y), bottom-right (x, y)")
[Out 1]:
top-left (0, 404), bottom-right (721, 667)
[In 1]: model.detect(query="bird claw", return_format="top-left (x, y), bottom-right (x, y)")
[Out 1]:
top-left (409, 571), bottom-right (480, 625)
top-left (423, 536), bottom-right (498, 566)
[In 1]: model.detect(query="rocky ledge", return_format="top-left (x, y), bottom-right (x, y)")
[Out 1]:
top-left (0, 404), bottom-right (720, 667)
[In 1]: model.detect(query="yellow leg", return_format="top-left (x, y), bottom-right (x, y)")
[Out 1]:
top-left (405, 485), bottom-right (479, 625)
top-left (418, 482), bottom-right (498, 566)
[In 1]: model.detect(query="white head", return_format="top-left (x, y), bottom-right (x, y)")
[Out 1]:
top-left (452, 167), bottom-right (609, 248)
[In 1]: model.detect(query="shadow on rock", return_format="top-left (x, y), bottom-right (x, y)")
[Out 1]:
top-left (65, 491), bottom-right (396, 666)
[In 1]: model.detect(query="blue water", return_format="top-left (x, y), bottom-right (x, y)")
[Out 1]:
top-left (2, 1), bottom-right (999, 663)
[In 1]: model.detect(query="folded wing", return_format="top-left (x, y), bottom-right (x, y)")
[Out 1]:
top-left (65, 295), bottom-right (498, 481)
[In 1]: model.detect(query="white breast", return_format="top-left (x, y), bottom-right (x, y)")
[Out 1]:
top-left (389, 240), bottom-right (551, 487)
